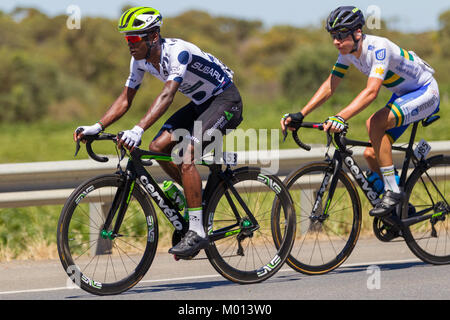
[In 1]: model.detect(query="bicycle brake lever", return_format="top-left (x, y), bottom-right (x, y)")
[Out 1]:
top-left (119, 146), bottom-right (126, 160)
top-left (74, 127), bottom-right (84, 157)
top-left (326, 131), bottom-right (332, 148)
top-left (74, 139), bottom-right (81, 157)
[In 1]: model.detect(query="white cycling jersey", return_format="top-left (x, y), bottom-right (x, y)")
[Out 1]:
top-left (125, 38), bottom-right (234, 105)
top-left (331, 34), bottom-right (435, 96)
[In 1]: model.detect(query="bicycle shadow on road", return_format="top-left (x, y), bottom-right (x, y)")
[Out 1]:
top-left (65, 272), bottom-right (304, 299)
top-left (65, 279), bottom-right (235, 299)
top-left (335, 261), bottom-right (427, 274)
top-left (126, 272), bottom-right (303, 296)
top-left (129, 280), bottom-right (234, 295)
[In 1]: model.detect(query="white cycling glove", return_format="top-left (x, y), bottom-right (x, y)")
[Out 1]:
top-left (121, 125), bottom-right (144, 148)
top-left (75, 123), bottom-right (102, 136)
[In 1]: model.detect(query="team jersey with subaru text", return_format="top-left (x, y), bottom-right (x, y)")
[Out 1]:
top-left (125, 38), bottom-right (234, 105)
top-left (331, 35), bottom-right (435, 96)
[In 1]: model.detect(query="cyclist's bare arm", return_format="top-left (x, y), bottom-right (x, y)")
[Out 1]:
top-left (301, 73), bottom-right (342, 116)
top-left (100, 86), bottom-right (138, 127)
top-left (136, 80), bottom-right (180, 130)
top-left (281, 74), bottom-right (341, 132)
top-left (336, 77), bottom-right (383, 120)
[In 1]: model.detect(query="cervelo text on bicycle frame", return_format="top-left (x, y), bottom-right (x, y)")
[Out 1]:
top-left (342, 155), bottom-right (381, 205)
top-left (311, 149), bottom-right (382, 214)
top-left (130, 157), bottom-right (188, 233)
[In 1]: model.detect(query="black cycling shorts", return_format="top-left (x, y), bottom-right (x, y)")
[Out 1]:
top-left (153, 83), bottom-right (243, 152)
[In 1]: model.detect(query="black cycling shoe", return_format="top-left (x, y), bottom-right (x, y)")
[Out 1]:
top-left (168, 230), bottom-right (209, 257)
top-left (370, 190), bottom-right (405, 217)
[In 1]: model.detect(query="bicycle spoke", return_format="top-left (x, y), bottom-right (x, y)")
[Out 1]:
top-left (280, 163), bottom-right (361, 274)
top-left (406, 157), bottom-right (450, 263)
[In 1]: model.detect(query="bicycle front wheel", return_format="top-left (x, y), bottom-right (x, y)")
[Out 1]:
top-left (204, 167), bottom-right (296, 283)
top-left (274, 162), bottom-right (362, 275)
top-left (57, 174), bottom-right (158, 295)
top-left (403, 155), bottom-right (450, 264)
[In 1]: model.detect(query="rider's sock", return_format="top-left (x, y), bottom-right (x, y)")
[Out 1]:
top-left (188, 207), bottom-right (205, 238)
top-left (380, 165), bottom-right (400, 193)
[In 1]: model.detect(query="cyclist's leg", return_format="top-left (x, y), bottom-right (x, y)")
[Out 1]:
top-left (369, 79), bottom-right (440, 216)
top-left (363, 145), bottom-right (379, 175)
top-left (367, 107), bottom-right (397, 170)
top-left (150, 131), bottom-right (182, 184)
top-left (170, 84), bottom-right (243, 256)
top-left (368, 107), bottom-right (405, 216)
top-left (149, 101), bottom-right (198, 185)
top-left (364, 93), bottom-right (397, 176)
top-left (381, 78), bottom-right (440, 166)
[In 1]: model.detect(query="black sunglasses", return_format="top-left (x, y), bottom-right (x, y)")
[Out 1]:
top-left (330, 29), bottom-right (353, 40)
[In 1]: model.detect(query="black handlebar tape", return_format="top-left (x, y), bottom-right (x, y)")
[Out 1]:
top-left (292, 130), bottom-right (311, 151)
top-left (290, 122), bottom-right (324, 151)
top-left (86, 138), bottom-right (109, 162)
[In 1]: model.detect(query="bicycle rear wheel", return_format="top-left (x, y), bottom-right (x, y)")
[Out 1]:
top-left (204, 167), bottom-right (296, 283)
top-left (403, 155), bottom-right (450, 264)
top-left (273, 162), bottom-right (362, 275)
top-left (57, 174), bottom-right (158, 295)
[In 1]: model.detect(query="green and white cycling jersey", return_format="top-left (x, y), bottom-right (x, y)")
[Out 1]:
top-left (125, 38), bottom-right (234, 105)
top-left (331, 34), bottom-right (435, 96)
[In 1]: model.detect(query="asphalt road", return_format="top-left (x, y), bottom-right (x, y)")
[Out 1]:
top-left (1, 237), bottom-right (449, 301)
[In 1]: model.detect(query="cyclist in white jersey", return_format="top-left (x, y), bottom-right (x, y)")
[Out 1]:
top-left (74, 7), bottom-right (243, 256)
top-left (281, 6), bottom-right (440, 217)
top-left (126, 37), bottom-right (234, 104)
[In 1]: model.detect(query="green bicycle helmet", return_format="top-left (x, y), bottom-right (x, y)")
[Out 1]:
top-left (118, 6), bottom-right (163, 33)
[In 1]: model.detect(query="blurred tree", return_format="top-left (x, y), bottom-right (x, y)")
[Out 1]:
top-left (438, 10), bottom-right (450, 58)
top-left (0, 50), bottom-right (63, 122)
top-left (281, 44), bottom-right (337, 99)
top-left (0, 7), bottom-right (447, 124)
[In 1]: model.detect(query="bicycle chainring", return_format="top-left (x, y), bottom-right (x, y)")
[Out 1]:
top-left (373, 217), bottom-right (401, 242)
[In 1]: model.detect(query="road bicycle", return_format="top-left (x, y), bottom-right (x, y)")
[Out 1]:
top-left (272, 115), bottom-right (450, 275)
top-left (57, 132), bottom-right (296, 295)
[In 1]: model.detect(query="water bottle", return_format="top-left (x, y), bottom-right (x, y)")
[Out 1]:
top-left (366, 171), bottom-right (384, 195)
top-left (366, 171), bottom-right (400, 195)
top-left (162, 180), bottom-right (186, 212)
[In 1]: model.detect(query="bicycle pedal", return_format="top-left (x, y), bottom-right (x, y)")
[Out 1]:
top-left (173, 251), bottom-right (200, 261)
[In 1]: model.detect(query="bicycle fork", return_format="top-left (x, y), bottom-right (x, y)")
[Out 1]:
top-left (311, 159), bottom-right (341, 221)
top-left (101, 170), bottom-right (136, 240)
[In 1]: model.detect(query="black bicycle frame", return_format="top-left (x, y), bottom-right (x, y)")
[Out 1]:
top-left (329, 120), bottom-right (444, 229)
top-left (101, 147), bottom-right (257, 242)
top-left (340, 122), bottom-right (419, 211)
top-left (294, 115), bottom-right (443, 233)
top-left (310, 121), bottom-right (424, 222)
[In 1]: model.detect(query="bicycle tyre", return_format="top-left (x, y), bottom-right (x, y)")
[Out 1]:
top-left (204, 167), bottom-right (296, 283)
top-left (273, 162), bottom-right (362, 275)
top-left (403, 155), bottom-right (450, 264)
top-left (57, 174), bottom-right (158, 295)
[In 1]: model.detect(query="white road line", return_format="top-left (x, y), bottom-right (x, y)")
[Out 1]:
top-left (0, 258), bottom-right (420, 296)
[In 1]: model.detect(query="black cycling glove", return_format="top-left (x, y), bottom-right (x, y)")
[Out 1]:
top-left (283, 112), bottom-right (304, 129)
